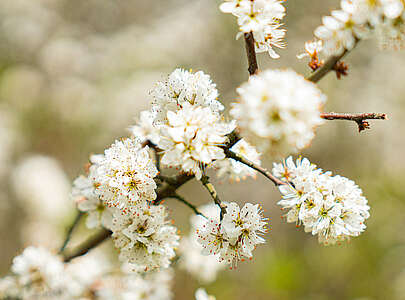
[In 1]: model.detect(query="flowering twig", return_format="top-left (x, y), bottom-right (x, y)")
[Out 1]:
top-left (307, 40), bottom-right (359, 83)
top-left (224, 148), bottom-right (285, 186)
top-left (62, 173), bottom-right (193, 262)
top-left (200, 174), bottom-right (227, 220)
top-left (170, 194), bottom-right (207, 218)
top-left (63, 229), bottom-right (112, 263)
top-left (244, 32), bottom-right (259, 75)
top-left (59, 211), bottom-right (83, 254)
top-left (321, 112), bottom-right (387, 132)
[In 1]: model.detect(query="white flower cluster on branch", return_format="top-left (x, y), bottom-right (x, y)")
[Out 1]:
top-left (1, 0), bottom-right (394, 297)
top-left (231, 69), bottom-right (326, 155)
top-left (111, 202), bottom-right (179, 272)
top-left (301, 0), bottom-right (405, 63)
top-left (151, 68), bottom-right (223, 125)
top-left (196, 202), bottom-right (267, 267)
top-left (158, 103), bottom-right (235, 180)
top-left (273, 157), bottom-right (370, 245)
top-left (220, 0), bottom-right (286, 58)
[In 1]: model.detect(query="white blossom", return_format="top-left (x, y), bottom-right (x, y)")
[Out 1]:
top-left (196, 202), bottom-right (267, 267)
top-left (10, 247), bottom-right (68, 298)
top-left (273, 156), bottom-right (370, 245)
top-left (195, 288), bottom-right (216, 300)
top-left (158, 103), bottom-right (235, 180)
top-left (151, 68), bottom-right (223, 125)
top-left (94, 137), bottom-right (158, 212)
top-left (220, 0), bottom-right (286, 58)
top-left (297, 40), bottom-right (323, 60)
top-left (179, 203), bottom-right (226, 283)
top-left (129, 110), bottom-right (161, 145)
top-left (308, 0), bottom-right (405, 57)
top-left (72, 155), bottom-right (113, 229)
top-left (111, 202), bottom-right (179, 272)
top-left (214, 139), bottom-right (261, 181)
top-left (230, 69), bottom-right (326, 155)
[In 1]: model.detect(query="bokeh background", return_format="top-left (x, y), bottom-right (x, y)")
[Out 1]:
top-left (0, 0), bottom-right (405, 299)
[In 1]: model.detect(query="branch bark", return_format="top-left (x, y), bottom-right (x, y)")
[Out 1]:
top-left (170, 194), bottom-right (206, 218)
top-left (63, 229), bottom-right (111, 262)
top-left (201, 175), bottom-right (227, 219)
top-left (321, 112), bottom-right (387, 132)
top-left (244, 32), bottom-right (259, 75)
top-left (307, 40), bottom-right (359, 83)
top-left (59, 211), bottom-right (83, 253)
top-left (224, 149), bottom-right (285, 186)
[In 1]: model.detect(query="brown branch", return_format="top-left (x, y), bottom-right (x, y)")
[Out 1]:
top-left (244, 32), bottom-right (259, 75)
top-left (321, 112), bottom-right (387, 132)
top-left (170, 194), bottom-right (207, 218)
top-left (307, 39), bottom-right (359, 83)
top-left (201, 175), bottom-right (227, 220)
top-left (224, 148), bottom-right (285, 186)
top-left (59, 211), bottom-right (83, 253)
top-left (63, 229), bottom-right (112, 262)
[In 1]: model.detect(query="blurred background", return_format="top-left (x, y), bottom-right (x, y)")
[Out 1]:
top-left (0, 0), bottom-right (404, 299)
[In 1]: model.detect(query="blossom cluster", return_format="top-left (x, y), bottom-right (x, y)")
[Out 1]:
top-left (0, 247), bottom-right (174, 299)
top-left (231, 69), bottom-right (326, 155)
top-left (158, 103), bottom-right (235, 180)
top-left (214, 138), bottom-right (261, 181)
top-left (179, 203), bottom-right (226, 283)
top-left (220, 0), bottom-right (286, 58)
top-left (110, 202), bottom-right (179, 272)
top-left (196, 202), bottom-right (267, 267)
top-left (151, 68), bottom-right (223, 125)
top-left (301, 0), bottom-right (405, 63)
top-left (273, 157), bottom-right (370, 245)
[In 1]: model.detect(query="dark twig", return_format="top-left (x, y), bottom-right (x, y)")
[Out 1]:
top-left (59, 211), bottom-right (83, 254)
top-left (170, 194), bottom-right (207, 218)
top-left (224, 149), bottom-right (285, 186)
top-left (321, 112), bottom-right (387, 132)
top-left (201, 175), bottom-right (227, 220)
top-left (244, 32), bottom-right (259, 75)
top-left (63, 229), bottom-right (112, 262)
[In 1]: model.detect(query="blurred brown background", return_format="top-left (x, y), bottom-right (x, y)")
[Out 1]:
top-left (0, 0), bottom-right (405, 299)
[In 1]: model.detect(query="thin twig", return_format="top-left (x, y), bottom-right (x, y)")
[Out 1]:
top-left (321, 112), bottom-right (387, 132)
top-left (63, 229), bottom-right (112, 262)
top-left (170, 194), bottom-right (207, 218)
top-left (201, 175), bottom-right (227, 220)
top-left (59, 211), bottom-right (83, 254)
top-left (244, 32), bottom-right (259, 75)
top-left (307, 40), bottom-right (359, 83)
top-left (224, 149), bottom-right (285, 186)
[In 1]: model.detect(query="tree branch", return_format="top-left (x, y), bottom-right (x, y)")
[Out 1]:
top-left (201, 175), bottom-right (227, 220)
top-left (170, 194), bottom-right (207, 218)
top-left (224, 148), bottom-right (285, 186)
top-left (59, 211), bottom-right (83, 253)
top-left (307, 40), bottom-right (359, 83)
top-left (321, 112), bottom-right (387, 132)
top-left (63, 229), bottom-right (112, 262)
top-left (244, 32), bottom-right (259, 75)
